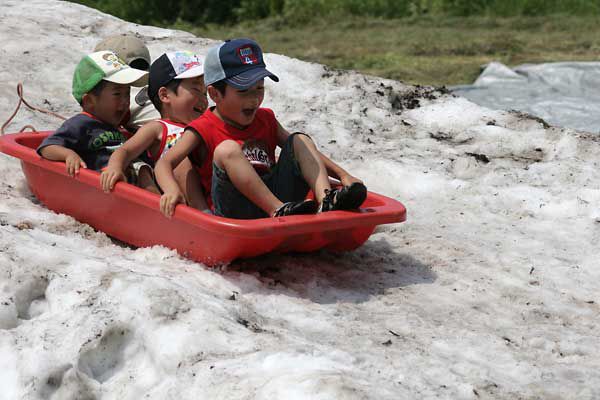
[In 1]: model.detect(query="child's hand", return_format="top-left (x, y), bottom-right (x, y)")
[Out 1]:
top-left (100, 167), bottom-right (126, 193)
top-left (65, 153), bottom-right (87, 177)
top-left (160, 190), bottom-right (186, 218)
top-left (340, 174), bottom-right (363, 187)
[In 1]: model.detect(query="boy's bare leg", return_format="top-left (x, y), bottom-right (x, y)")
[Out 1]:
top-left (214, 140), bottom-right (283, 215)
top-left (174, 158), bottom-right (209, 212)
top-left (293, 134), bottom-right (331, 203)
top-left (138, 166), bottom-right (161, 195)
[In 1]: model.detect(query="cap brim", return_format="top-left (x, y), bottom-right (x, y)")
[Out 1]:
top-left (175, 64), bottom-right (204, 80)
top-left (225, 67), bottom-right (279, 90)
top-left (135, 86), bottom-right (150, 105)
top-left (104, 68), bottom-right (149, 87)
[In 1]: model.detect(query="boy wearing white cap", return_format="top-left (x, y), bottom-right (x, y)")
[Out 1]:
top-left (38, 51), bottom-right (148, 178)
top-left (156, 38), bottom-right (366, 219)
top-left (100, 51), bottom-right (209, 212)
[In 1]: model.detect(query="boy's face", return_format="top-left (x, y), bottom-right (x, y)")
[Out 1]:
top-left (167, 76), bottom-right (208, 124)
top-left (86, 81), bottom-right (130, 127)
top-left (212, 79), bottom-right (265, 128)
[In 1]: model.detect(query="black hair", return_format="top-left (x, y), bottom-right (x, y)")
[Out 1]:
top-left (210, 80), bottom-right (227, 96)
top-left (150, 79), bottom-right (183, 113)
top-left (78, 79), bottom-right (108, 106)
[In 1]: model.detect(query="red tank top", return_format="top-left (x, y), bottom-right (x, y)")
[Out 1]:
top-left (187, 107), bottom-right (279, 207)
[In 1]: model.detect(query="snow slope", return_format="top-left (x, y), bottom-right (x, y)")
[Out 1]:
top-left (1, 1), bottom-right (599, 399)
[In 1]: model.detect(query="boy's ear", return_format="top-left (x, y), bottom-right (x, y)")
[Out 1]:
top-left (81, 93), bottom-right (95, 112)
top-left (158, 86), bottom-right (170, 104)
top-left (207, 85), bottom-right (222, 103)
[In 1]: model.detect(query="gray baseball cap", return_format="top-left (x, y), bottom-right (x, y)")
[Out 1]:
top-left (94, 34), bottom-right (151, 70)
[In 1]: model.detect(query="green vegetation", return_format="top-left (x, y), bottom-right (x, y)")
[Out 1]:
top-left (72, 0), bottom-right (600, 25)
top-left (187, 15), bottom-right (600, 86)
top-left (71, 1), bottom-right (600, 86)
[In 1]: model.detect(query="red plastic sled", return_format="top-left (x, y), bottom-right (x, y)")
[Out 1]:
top-left (0, 132), bottom-right (406, 266)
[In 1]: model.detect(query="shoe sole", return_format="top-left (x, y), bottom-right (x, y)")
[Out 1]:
top-left (335, 182), bottom-right (367, 210)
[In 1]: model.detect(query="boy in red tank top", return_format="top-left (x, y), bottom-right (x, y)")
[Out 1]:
top-left (100, 51), bottom-right (210, 212)
top-left (155, 38), bottom-right (367, 219)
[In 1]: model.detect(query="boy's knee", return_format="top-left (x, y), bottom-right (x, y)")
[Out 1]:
top-left (290, 132), bottom-right (311, 142)
top-left (214, 140), bottom-right (242, 162)
top-left (291, 132), bottom-right (315, 152)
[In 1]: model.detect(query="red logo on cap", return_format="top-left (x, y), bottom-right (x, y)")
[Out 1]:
top-left (237, 46), bottom-right (258, 65)
top-left (182, 61), bottom-right (200, 70)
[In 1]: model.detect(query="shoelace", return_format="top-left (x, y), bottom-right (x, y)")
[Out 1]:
top-left (273, 202), bottom-right (293, 217)
top-left (321, 188), bottom-right (338, 211)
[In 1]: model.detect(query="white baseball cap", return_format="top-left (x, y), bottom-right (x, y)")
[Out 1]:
top-left (72, 50), bottom-right (149, 103)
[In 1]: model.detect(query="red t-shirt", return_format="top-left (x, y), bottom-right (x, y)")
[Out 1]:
top-left (187, 107), bottom-right (279, 207)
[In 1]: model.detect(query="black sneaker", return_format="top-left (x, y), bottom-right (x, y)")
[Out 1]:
top-left (273, 200), bottom-right (318, 217)
top-left (320, 182), bottom-right (367, 212)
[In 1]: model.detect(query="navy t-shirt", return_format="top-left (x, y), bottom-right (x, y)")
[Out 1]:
top-left (37, 113), bottom-right (128, 171)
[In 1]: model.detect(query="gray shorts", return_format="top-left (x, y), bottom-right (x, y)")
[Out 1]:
top-left (125, 160), bottom-right (153, 186)
top-left (212, 133), bottom-right (310, 219)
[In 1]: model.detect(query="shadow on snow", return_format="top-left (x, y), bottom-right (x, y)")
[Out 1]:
top-left (222, 236), bottom-right (436, 304)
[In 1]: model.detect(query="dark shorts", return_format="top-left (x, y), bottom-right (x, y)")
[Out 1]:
top-left (212, 133), bottom-right (310, 219)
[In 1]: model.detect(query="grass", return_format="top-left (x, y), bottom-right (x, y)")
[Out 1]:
top-left (176, 14), bottom-right (600, 86)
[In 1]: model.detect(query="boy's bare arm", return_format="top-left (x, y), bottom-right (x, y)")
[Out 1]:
top-left (275, 122), bottom-right (362, 186)
top-left (155, 129), bottom-right (203, 217)
top-left (39, 145), bottom-right (87, 177)
top-left (101, 122), bottom-right (162, 192)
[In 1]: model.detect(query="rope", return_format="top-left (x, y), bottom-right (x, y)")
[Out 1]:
top-left (1, 82), bottom-right (67, 135)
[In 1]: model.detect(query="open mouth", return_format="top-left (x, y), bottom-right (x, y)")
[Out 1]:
top-left (242, 108), bottom-right (256, 117)
top-left (193, 107), bottom-right (204, 113)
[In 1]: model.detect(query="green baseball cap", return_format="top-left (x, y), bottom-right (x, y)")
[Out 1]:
top-left (72, 50), bottom-right (149, 103)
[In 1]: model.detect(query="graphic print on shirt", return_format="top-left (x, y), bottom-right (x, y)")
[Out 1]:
top-left (242, 138), bottom-right (273, 174)
top-left (165, 133), bottom-right (179, 150)
top-left (88, 130), bottom-right (127, 152)
top-left (159, 120), bottom-right (185, 158)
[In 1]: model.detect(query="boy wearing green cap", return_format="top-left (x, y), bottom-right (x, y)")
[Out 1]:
top-left (37, 51), bottom-right (148, 180)
top-left (94, 34), bottom-right (160, 132)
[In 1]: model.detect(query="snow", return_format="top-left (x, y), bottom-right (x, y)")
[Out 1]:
top-left (1, 1), bottom-right (600, 399)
